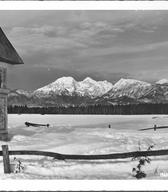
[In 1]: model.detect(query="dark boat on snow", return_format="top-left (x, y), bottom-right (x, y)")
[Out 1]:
top-left (25, 122), bottom-right (50, 128)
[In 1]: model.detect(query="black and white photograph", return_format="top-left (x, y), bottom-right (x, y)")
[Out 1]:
top-left (1, 10), bottom-right (168, 181)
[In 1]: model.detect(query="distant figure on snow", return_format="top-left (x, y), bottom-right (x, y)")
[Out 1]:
top-left (108, 124), bottom-right (111, 128)
top-left (154, 124), bottom-right (157, 131)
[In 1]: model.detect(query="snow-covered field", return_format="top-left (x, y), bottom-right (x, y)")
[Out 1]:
top-left (0, 114), bottom-right (168, 179)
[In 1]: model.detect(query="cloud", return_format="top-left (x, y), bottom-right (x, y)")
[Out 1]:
top-left (77, 40), bottom-right (168, 59)
top-left (8, 26), bottom-right (88, 58)
top-left (8, 21), bottom-right (124, 64)
top-left (9, 25), bottom-right (67, 38)
top-left (3, 10), bottom-right (168, 90)
top-left (8, 15), bottom-right (164, 59)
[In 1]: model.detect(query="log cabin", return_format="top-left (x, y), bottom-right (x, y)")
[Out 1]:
top-left (0, 27), bottom-right (23, 140)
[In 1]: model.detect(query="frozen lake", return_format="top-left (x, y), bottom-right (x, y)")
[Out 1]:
top-left (0, 114), bottom-right (168, 179)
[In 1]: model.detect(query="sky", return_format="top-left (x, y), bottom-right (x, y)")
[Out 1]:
top-left (1, 10), bottom-right (168, 90)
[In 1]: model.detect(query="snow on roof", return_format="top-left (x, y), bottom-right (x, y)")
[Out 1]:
top-left (0, 28), bottom-right (23, 65)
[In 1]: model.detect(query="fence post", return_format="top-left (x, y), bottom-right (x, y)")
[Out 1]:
top-left (2, 145), bottom-right (11, 174)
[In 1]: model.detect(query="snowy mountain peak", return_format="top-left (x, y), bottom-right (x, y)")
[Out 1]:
top-left (77, 77), bottom-right (113, 98)
top-left (34, 76), bottom-right (77, 96)
top-left (103, 78), bottom-right (152, 100)
top-left (55, 76), bottom-right (76, 83)
top-left (10, 77), bottom-right (168, 107)
top-left (15, 89), bottom-right (31, 95)
top-left (114, 78), bottom-right (150, 89)
top-left (156, 79), bottom-right (168, 85)
top-left (34, 76), bottom-right (112, 98)
top-left (83, 77), bottom-right (96, 83)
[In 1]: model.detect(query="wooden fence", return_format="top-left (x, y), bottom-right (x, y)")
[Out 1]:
top-left (2, 145), bottom-right (168, 174)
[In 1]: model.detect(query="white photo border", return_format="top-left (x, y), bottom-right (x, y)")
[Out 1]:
top-left (0, 2), bottom-right (168, 191)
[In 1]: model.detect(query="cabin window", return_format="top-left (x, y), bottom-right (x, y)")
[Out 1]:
top-left (0, 67), bottom-right (7, 89)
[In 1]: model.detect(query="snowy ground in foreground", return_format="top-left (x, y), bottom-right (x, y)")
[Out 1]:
top-left (0, 114), bottom-right (168, 179)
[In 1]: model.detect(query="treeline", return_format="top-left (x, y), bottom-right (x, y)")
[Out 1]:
top-left (7, 103), bottom-right (168, 115)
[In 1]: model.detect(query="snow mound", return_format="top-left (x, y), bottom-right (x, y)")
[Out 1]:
top-left (12, 135), bottom-right (29, 142)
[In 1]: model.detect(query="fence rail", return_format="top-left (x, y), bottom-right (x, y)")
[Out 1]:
top-left (2, 145), bottom-right (168, 174)
top-left (1, 148), bottom-right (168, 160)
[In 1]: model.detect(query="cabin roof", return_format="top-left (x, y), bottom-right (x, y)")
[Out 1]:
top-left (0, 28), bottom-right (23, 65)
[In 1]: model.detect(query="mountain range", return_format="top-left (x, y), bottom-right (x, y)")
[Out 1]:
top-left (7, 77), bottom-right (168, 107)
